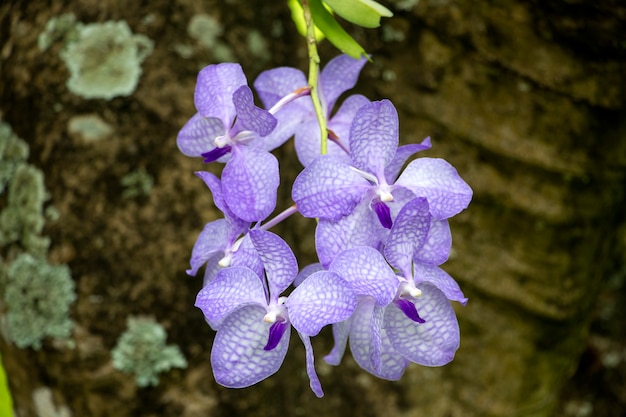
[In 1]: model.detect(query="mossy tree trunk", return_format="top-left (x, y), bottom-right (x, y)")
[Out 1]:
top-left (1, 1), bottom-right (625, 417)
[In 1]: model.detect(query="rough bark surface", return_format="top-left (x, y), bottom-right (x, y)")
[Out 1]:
top-left (1, 1), bottom-right (625, 417)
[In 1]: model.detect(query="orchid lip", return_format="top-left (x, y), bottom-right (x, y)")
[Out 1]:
top-left (263, 319), bottom-right (289, 351)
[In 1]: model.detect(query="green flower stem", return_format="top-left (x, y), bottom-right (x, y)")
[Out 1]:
top-left (301, 0), bottom-right (328, 155)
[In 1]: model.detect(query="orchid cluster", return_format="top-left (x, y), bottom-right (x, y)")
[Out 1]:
top-left (177, 54), bottom-right (472, 397)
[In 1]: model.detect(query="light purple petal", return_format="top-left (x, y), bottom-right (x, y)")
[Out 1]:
top-left (195, 266), bottom-right (267, 328)
top-left (384, 197), bottom-right (431, 275)
top-left (294, 120), bottom-right (350, 167)
top-left (286, 271), bottom-right (357, 336)
top-left (249, 229), bottom-right (298, 297)
top-left (412, 263), bottom-right (467, 305)
top-left (177, 113), bottom-right (225, 157)
top-left (395, 157), bottom-right (473, 220)
top-left (232, 86), bottom-right (277, 137)
top-left (384, 284), bottom-right (460, 366)
top-left (329, 246), bottom-right (398, 306)
top-left (252, 104), bottom-right (306, 152)
top-left (348, 298), bottom-right (409, 380)
top-left (211, 304), bottom-right (290, 388)
top-left (324, 318), bottom-right (352, 366)
top-left (294, 263), bottom-right (324, 287)
top-left (187, 219), bottom-right (230, 276)
top-left (195, 63), bottom-right (247, 125)
top-left (327, 94), bottom-right (370, 142)
top-left (254, 66), bottom-right (309, 110)
top-left (292, 155), bottom-right (369, 220)
top-left (315, 200), bottom-right (383, 267)
top-left (222, 146), bottom-right (279, 222)
top-left (414, 219), bottom-right (451, 266)
top-left (202, 252), bottom-right (223, 285)
top-left (384, 137), bottom-right (432, 183)
top-left (194, 171), bottom-right (248, 232)
top-left (349, 100), bottom-right (399, 176)
top-left (231, 234), bottom-right (265, 282)
top-left (298, 332), bottom-right (324, 398)
top-left (320, 54), bottom-right (367, 111)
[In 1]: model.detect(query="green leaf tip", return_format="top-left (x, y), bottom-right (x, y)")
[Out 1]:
top-left (308, 0), bottom-right (368, 60)
top-left (323, 0), bottom-right (393, 28)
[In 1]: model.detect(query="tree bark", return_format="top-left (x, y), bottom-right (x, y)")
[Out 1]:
top-left (1, 1), bottom-right (625, 416)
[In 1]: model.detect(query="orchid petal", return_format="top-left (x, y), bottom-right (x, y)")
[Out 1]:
top-left (232, 86), bottom-right (277, 137)
top-left (348, 298), bottom-right (409, 380)
top-left (292, 155), bottom-right (369, 220)
top-left (324, 318), bottom-right (352, 366)
top-left (294, 120), bottom-right (350, 167)
top-left (253, 104), bottom-right (306, 152)
top-left (211, 304), bottom-right (290, 388)
top-left (186, 219), bottom-right (230, 276)
top-left (231, 233), bottom-right (265, 282)
top-left (298, 332), bottom-right (324, 398)
top-left (315, 200), bottom-right (383, 267)
top-left (264, 319), bottom-right (290, 351)
top-left (320, 54), bottom-right (367, 111)
top-left (327, 94), bottom-right (370, 144)
top-left (384, 137), bottom-right (432, 183)
top-left (195, 63), bottom-right (247, 125)
top-left (384, 284), bottom-right (460, 366)
top-left (294, 263), bottom-right (324, 287)
top-left (414, 219), bottom-right (451, 266)
top-left (412, 263), bottom-right (468, 305)
top-left (329, 246), bottom-right (398, 306)
top-left (222, 147), bottom-right (279, 222)
top-left (384, 197), bottom-right (431, 275)
top-left (249, 229), bottom-right (298, 297)
top-left (195, 266), bottom-right (267, 328)
top-left (286, 271), bottom-right (357, 336)
top-left (194, 171), bottom-right (248, 232)
top-left (396, 157), bottom-right (473, 219)
top-left (371, 200), bottom-right (392, 229)
top-left (254, 66), bottom-right (309, 110)
top-left (349, 100), bottom-right (399, 176)
top-left (176, 113), bottom-right (225, 157)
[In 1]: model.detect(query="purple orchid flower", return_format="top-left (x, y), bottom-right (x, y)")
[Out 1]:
top-left (177, 63), bottom-right (279, 222)
top-left (292, 99), bottom-right (472, 265)
top-left (254, 54), bottom-right (369, 166)
top-left (185, 172), bottom-right (263, 286)
top-left (194, 229), bottom-right (357, 397)
top-left (324, 198), bottom-right (466, 379)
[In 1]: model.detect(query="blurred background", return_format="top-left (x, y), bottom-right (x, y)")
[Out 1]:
top-left (1, 1), bottom-right (625, 416)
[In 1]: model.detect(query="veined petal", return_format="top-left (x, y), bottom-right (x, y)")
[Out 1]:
top-left (195, 266), bottom-right (267, 328)
top-left (177, 113), bottom-right (225, 157)
top-left (349, 298), bottom-right (409, 380)
top-left (414, 219), bottom-right (451, 266)
top-left (232, 85), bottom-right (277, 137)
top-left (384, 284), bottom-right (460, 366)
top-left (249, 229), bottom-right (298, 297)
top-left (252, 104), bottom-right (306, 152)
top-left (194, 171), bottom-right (249, 232)
top-left (186, 219), bottom-right (230, 276)
top-left (315, 200), bottom-right (383, 267)
top-left (384, 197), bottom-right (431, 275)
top-left (254, 66), bottom-right (309, 110)
top-left (211, 304), bottom-right (290, 388)
top-left (222, 147), bottom-right (279, 222)
top-left (295, 120), bottom-right (350, 167)
top-left (320, 54), bottom-right (367, 111)
top-left (412, 263), bottom-right (467, 305)
top-left (328, 94), bottom-right (370, 141)
top-left (298, 332), bottom-right (324, 398)
top-left (349, 100), bottom-right (399, 176)
top-left (324, 318), bottom-right (352, 366)
top-left (294, 263), bottom-right (324, 287)
top-left (395, 157), bottom-right (473, 220)
top-left (195, 63), bottom-right (247, 125)
top-left (329, 246), bottom-right (398, 306)
top-left (292, 155), bottom-right (369, 220)
top-left (384, 137), bottom-right (432, 183)
top-left (231, 234), bottom-right (265, 283)
top-left (286, 271), bottom-right (357, 336)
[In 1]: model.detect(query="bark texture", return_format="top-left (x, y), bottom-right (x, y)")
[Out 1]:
top-left (1, 1), bottom-right (625, 416)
